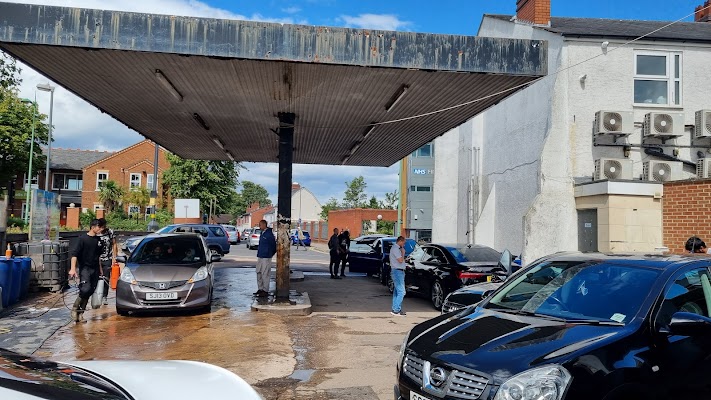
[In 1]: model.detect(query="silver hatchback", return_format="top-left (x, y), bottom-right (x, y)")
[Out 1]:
top-left (246, 227), bottom-right (262, 250)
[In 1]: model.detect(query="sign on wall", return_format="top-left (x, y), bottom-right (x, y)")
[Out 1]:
top-left (413, 168), bottom-right (434, 175)
top-left (175, 199), bottom-right (200, 219)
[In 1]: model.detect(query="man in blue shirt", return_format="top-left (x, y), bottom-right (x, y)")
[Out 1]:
top-left (389, 236), bottom-right (407, 316)
top-left (255, 220), bottom-right (276, 297)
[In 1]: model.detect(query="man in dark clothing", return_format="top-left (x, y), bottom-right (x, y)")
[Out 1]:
top-left (338, 230), bottom-right (350, 277)
top-left (69, 219), bottom-right (103, 322)
top-left (328, 228), bottom-right (341, 279)
top-left (97, 218), bottom-right (117, 305)
top-left (254, 220), bottom-right (277, 297)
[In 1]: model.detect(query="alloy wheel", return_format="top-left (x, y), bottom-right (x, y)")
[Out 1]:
top-left (431, 281), bottom-right (444, 310)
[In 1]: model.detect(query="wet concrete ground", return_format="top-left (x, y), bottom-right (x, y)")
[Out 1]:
top-left (2, 244), bottom-right (440, 399)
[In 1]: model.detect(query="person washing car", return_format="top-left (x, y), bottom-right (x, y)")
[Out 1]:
top-left (69, 219), bottom-right (103, 323)
top-left (254, 220), bottom-right (276, 297)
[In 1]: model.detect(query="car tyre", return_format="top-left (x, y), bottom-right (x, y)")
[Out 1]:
top-left (116, 307), bottom-right (129, 316)
top-left (431, 280), bottom-right (445, 310)
top-left (209, 248), bottom-right (222, 261)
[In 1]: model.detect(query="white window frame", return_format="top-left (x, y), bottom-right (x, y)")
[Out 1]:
top-left (96, 171), bottom-right (109, 190)
top-left (633, 50), bottom-right (682, 107)
top-left (129, 173), bottom-right (142, 190)
top-left (23, 174), bottom-right (39, 190)
top-left (93, 204), bottom-right (104, 211)
top-left (53, 173), bottom-right (83, 191)
top-left (146, 174), bottom-right (154, 190)
top-left (413, 143), bottom-right (433, 158)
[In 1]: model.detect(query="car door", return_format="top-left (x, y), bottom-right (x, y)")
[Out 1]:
top-left (348, 240), bottom-right (375, 273)
top-left (650, 265), bottom-right (711, 398)
top-left (409, 246), bottom-right (440, 294)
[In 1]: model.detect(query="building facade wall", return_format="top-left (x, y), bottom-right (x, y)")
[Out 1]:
top-left (292, 188), bottom-right (322, 223)
top-left (662, 179), bottom-right (711, 253)
top-left (328, 208), bottom-right (397, 238)
top-left (405, 145), bottom-right (435, 241)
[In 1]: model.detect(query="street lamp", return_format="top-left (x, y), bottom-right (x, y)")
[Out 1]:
top-left (20, 96), bottom-right (38, 224)
top-left (36, 83), bottom-right (55, 192)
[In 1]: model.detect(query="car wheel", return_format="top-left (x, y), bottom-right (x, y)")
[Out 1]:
top-left (209, 248), bottom-right (222, 261)
top-left (116, 307), bottom-right (129, 316)
top-left (431, 280), bottom-right (445, 310)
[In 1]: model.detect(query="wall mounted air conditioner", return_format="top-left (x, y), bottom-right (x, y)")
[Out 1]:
top-left (593, 110), bottom-right (634, 135)
top-left (695, 110), bottom-right (711, 138)
top-left (697, 158), bottom-right (711, 179)
top-left (642, 160), bottom-right (684, 182)
top-left (643, 112), bottom-right (684, 138)
top-left (594, 158), bottom-right (634, 181)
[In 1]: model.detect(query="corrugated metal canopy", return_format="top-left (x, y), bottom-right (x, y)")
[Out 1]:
top-left (0, 2), bottom-right (547, 167)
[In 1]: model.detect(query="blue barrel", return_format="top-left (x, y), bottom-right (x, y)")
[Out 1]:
top-left (10, 258), bottom-right (22, 305)
top-left (0, 257), bottom-right (12, 308)
top-left (20, 257), bottom-right (32, 299)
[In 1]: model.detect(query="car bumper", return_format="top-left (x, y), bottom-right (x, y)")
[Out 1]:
top-left (116, 279), bottom-right (211, 311)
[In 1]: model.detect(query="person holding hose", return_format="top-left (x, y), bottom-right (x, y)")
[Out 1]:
top-left (69, 219), bottom-right (103, 323)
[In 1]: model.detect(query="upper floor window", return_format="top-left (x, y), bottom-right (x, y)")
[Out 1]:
top-left (96, 171), bottom-right (109, 190)
top-left (413, 143), bottom-right (433, 158)
top-left (53, 173), bottom-right (83, 191)
top-left (130, 173), bottom-right (142, 190)
top-left (634, 51), bottom-right (682, 107)
top-left (410, 185), bottom-right (432, 192)
top-left (146, 174), bottom-right (154, 190)
top-left (23, 174), bottom-right (38, 190)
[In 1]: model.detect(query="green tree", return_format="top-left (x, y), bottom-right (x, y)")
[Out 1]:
top-left (367, 195), bottom-right (380, 209)
top-left (383, 191), bottom-right (398, 209)
top-left (231, 180), bottom-right (271, 216)
top-left (162, 154), bottom-right (239, 216)
top-left (0, 51), bottom-right (21, 89)
top-left (342, 176), bottom-right (368, 209)
top-left (124, 186), bottom-right (150, 215)
top-left (320, 197), bottom-right (340, 220)
top-left (98, 180), bottom-right (125, 213)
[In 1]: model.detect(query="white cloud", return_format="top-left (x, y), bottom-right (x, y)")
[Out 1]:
top-left (339, 13), bottom-right (411, 31)
top-left (281, 6), bottom-right (301, 14)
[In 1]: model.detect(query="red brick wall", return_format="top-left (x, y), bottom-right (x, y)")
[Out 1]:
top-left (696, 1), bottom-right (710, 22)
top-left (327, 208), bottom-right (398, 238)
top-left (516, 0), bottom-right (550, 25)
top-left (663, 179), bottom-right (711, 253)
top-left (82, 140), bottom-right (170, 211)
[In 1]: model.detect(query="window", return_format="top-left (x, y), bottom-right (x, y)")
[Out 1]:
top-left (655, 267), bottom-right (711, 329)
top-left (53, 174), bottom-right (83, 191)
top-left (129, 173), bottom-right (142, 190)
top-left (96, 171), bottom-right (108, 190)
top-left (422, 247), bottom-right (446, 264)
top-left (634, 51), bottom-right (682, 106)
top-left (23, 174), bottom-right (38, 190)
top-left (209, 227), bottom-right (226, 237)
top-left (93, 204), bottom-right (104, 211)
top-left (410, 185), bottom-right (431, 192)
top-left (146, 174), bottom-right (154, 190)
top-left (412, 143), bottom-right (433, 158)
top-left (21, 202), bottom-right (27, 220)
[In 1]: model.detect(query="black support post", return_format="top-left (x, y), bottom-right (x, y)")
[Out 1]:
top-left (276, 112), bottom-right (295, 299)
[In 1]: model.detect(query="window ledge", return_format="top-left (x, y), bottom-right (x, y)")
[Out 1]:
top-left (632, 103), bottom-right (683, 110)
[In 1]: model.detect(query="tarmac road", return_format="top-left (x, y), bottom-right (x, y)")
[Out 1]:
top-left (1, 243), bottom-right (440, 399)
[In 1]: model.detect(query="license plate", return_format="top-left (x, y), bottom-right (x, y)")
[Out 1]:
top-left (410, 392), bottom-right (432, 400)
top-left (146, 292), bottom-right (178, 300)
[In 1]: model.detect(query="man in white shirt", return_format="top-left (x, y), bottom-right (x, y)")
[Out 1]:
top-left (389, 236), bottom-right (407, 316)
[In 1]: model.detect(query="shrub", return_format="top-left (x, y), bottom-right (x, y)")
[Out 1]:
top-left (7, 216), bottom-right (26, 229)
top-left (79, 210), bottom-right (96, 229)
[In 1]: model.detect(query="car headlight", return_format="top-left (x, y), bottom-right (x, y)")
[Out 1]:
top-left (398, 331), bottom-right (410, 367)
top-left (494, 364), bottom-right (571, 400)
top-left (119, 268), bottom-right (137, 285)
top-left (188, 266), bottom-right (209, 283)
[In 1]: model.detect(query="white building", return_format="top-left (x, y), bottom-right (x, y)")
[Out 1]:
top-left (263, 183), bottom-right (322, 226)
top-left (433, 0), bottom-right (711, 264)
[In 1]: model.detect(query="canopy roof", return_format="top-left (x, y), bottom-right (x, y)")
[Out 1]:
top-left (0, 2), bottom-right (547, 166)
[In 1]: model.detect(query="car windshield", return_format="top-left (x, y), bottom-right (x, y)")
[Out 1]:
top-left (129, 237), bottom-right (205, 264)
top-left (155, 226), bottom-right (174, 234)
top-left (485, 261), bottom-right (660, 324)
top-left (223, 226), bottom-right (236, 231)
top-left (209, 227), bottom-right (226, 236)
top-left (447, 246), bottom-right (501, 263)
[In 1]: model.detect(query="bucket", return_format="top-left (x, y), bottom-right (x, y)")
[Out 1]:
top-left (0, 257), bottom-right (12, 308)
top-left (10, 258), bottom-right (22, 305)
top-left (19, 257), bottom-right (32, 299)
top-left (110, 263), bottom-right (120, 290)
top-left (91, 278), bottom-right (105, 309)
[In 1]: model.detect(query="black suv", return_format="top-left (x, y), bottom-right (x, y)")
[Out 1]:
top-left (396, 253), bottom-right (711, 400)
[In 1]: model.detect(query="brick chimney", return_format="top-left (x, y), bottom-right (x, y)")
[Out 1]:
top-left (516, 0), bottom-right (550, 26)
top-left (696, 1), bottom-right (711, 22)
top-left (292, 183), bottom-right (301, 191)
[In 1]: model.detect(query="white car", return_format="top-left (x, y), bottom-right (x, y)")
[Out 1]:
top-left (246, 227), bottom-right (262, 250)
top-left (0, 347), bottom-right (262, 399)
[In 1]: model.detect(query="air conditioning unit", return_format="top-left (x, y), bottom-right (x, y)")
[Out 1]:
top-left (697, 158), bottom-right (711, 179)
top-left (643, 112), bottom-right (684, 138)
top-left (695, 110), bottom-right (711, 138)
top-left (593, 110), bottom-right (634, 135)
top-left (642, 160), bottom-right (684, 182)
top-left (594, 158), bottom-right (634, 181)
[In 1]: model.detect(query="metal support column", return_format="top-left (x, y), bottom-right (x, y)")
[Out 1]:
top-left (147, 143), bottom-right (160, 231)
top-left (276, 112), bottom-right (295, 299)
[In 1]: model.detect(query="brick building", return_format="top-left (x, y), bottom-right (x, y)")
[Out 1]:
top-left (235, 202), bottom-right (274, 230)
top-left (81, 140), bottom-right (170, 213)
top-left (327, 208), bottom-right (398, 238)
top-left (662, 179), bottom-right (711, 253)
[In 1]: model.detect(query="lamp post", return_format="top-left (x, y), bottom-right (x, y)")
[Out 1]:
top-left (20, 96), bottom-right (38, 224)
top-left (36, 83), bottom-right (55, 192)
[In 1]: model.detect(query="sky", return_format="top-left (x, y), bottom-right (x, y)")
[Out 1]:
top-left (6, 0), bottom-right (703, 204)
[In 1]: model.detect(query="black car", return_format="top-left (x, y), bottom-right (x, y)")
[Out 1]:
top-left (400, 244), bottom-right (501, 310)
top-left (347, 236), bottom-right (417, 278)
top-left (396, 253), bottom-right (711, 400)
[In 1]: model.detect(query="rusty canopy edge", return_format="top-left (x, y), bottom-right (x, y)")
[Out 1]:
top-left (0, 2), bottom-right (547, 76)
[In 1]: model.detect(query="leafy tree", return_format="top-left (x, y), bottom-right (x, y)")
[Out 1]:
top-left (320, 197), bottom-right (340, 220)
top-left (383, 191), bottom-right (398, 210)
top-left (342, 176), bottom-right (368, 209)
top-left (162, 154), bottom-right (239, 215)
top-left (0, 52), bottom-right (20, 89)
top-left (231, 180), bottom-right (271, 216)
top-left (367, 195), bottom-right (380, 209)
top-left (124, 186), bottom-right (150, 215)
top-left (98, 180), bottom-right (125, 213)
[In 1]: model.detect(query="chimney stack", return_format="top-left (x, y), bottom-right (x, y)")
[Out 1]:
top-left (516, 0), bottom-right (551, 26)
top-left (291, 183), bottom-right (301, 191)
top-left (696, 1), bottom-right (710, 22)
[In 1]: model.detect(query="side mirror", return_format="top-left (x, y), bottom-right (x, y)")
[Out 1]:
top-left (116, 255), bottom-right (127, 264)
top-left (211, 254), bottom-right (221, 262)
top-left (498, 249), bottom-right (512, 277)
top-left (481, 289), bottom-right (494, 299)
top-left (667, 312), bottom-right (711, 336)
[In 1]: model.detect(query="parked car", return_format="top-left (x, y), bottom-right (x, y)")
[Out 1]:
top-left (222, 224), bottom-right (240, 244)
top-left (397, 253), bottom-right (711, 400)
top-left (396, 243), bottom-right (501, 310)
top-left (290, 229), bottom-right (312, 246)
top-left (246, 227), bottom-right (261, 250)
top-left (242, 228), bottom-right (252, 243)
top-left (115, 233), bottom-right (217, 316)
top-left (121, 224), bottom-right (230, 260)
top-left (347, 236), bottom-right (417, 278)
top-left (0, 347), bottom-right (261, 399)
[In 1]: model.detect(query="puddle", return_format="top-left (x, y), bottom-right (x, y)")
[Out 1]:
top-left (289, 369), bottom-right (316, 382)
